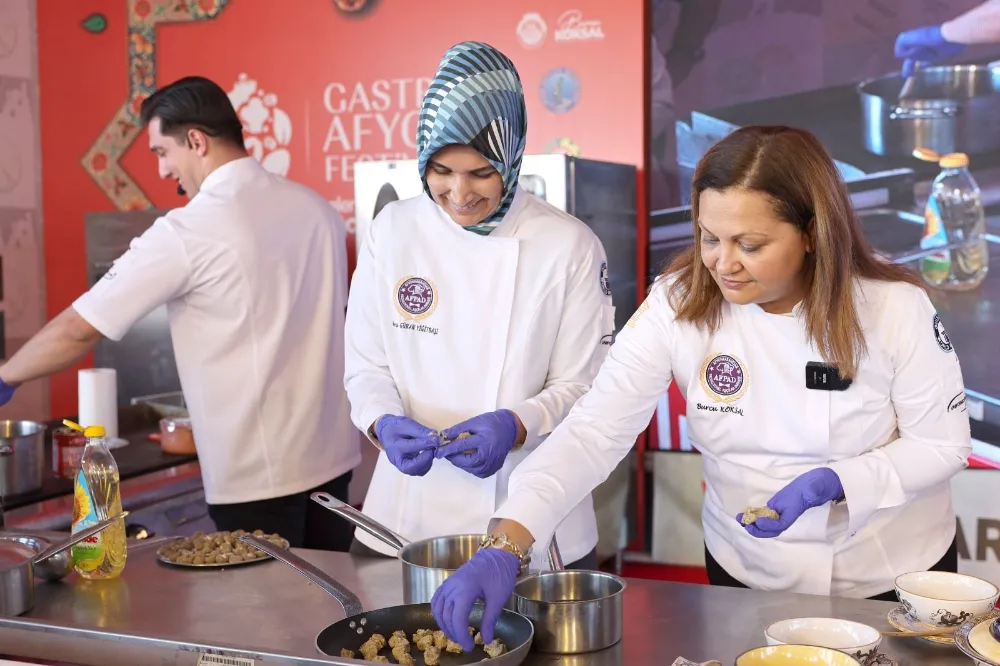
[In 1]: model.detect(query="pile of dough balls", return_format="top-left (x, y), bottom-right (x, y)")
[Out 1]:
top-left (157, 529), bottom-right (286, 566)
top-left (340, 627), bottom-right (507, 664)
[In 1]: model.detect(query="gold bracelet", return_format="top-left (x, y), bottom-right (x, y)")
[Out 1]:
top-left (479, 533), bottom-right (530, 572)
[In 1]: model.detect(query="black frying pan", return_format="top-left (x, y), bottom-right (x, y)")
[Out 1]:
top-left (241, 536), bottom-right (533, 666)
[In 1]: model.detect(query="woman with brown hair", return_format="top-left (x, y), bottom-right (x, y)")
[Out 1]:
top-left (430, 125), bottom-right (972, 650)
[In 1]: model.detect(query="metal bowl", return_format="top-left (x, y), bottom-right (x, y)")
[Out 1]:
top-left (513, 570), bottom-right (626, 654)
top-left (0, 535), bottom-right (73, 581)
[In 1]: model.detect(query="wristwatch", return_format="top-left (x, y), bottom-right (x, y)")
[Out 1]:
top-left (366, 419), bottom-right (384, 451)
top-left (479, 533), bottom-right (531, 573)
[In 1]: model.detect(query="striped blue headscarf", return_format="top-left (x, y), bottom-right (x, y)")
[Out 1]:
top-left (417, 41), bottom-right (527, 235)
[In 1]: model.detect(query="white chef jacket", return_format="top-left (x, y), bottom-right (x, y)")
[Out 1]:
top-left (344, 188), bottom-right (614, 567)
top-left (495, 276), bottom-right (972, 596)
top-left (73, 157), bottom-right (359, 505)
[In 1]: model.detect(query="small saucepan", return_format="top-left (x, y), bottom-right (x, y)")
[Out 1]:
top-left (512, 569), bottom-right (626, 654)
top-left (0, 512), bottom-right (129, 615)
top-left (242, 535), bottom-right (535, 666)
top-left (311, 492), bottom-right (489, 604)
top-left (310, 493), bottom-right (565, 605)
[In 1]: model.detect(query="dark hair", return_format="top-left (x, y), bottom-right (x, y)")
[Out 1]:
top-left (661, 125), bottom-right (924, 378)
top-left (139, 76), bottom-right (245, 149)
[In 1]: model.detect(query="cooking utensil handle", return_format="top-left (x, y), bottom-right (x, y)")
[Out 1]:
top-left (890, 105), bottom-right (960, 120)
top-left (310, 492), bottom-right (409, 552)
top-left (547, 535), bottom-right (565, 571)
top-left (239, 535), bottom-right (364, 618)
top-left (33, 511), bottom-right (130, 563)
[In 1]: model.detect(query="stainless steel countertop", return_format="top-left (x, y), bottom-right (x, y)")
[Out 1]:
top-left (0, 545), bottom-right (981, 665)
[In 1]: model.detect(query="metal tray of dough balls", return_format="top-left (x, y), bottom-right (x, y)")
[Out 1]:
top-left (157, 529), bottom-right (290, 568)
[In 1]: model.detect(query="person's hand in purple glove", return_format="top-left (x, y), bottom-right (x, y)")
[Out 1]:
top-left (738, 468), bottom-right (844, 539)
top-left (436, 410), bottom-right (520, 479)
top-left (375, 415), bottom-right (439, 477)
top-left (0, 377), bottom-right (16, 408)
top-left (895, 25), bottom-right (965, 77)
top-left (431, 547), bottom-right (520, 652)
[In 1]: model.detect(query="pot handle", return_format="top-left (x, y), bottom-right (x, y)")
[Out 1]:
top-left (890, 105), bottom-right (960, 120)
top-left (240, 535), bottom-right (364, 618)
top-left (33, 511), bottom-right (130, 563)
top-left (310, 492), bottom-right (409, 553)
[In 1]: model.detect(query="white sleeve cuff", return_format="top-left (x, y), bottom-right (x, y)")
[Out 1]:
top-left (355, 402), bottom-right (404, 442)
top-left (491, 487), bottom-right (559, 552)
top-left (827, 456), bottom-right (906, 535)
top-left (511, 400), bottom-right (545, 452)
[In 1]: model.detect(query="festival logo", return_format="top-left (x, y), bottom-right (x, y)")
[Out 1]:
top-left (554, 10), bottom-right (605, 43)
top-left (544, 137), bottom-right (581, 157)
top-left (539, 67), bottom-right (581, 114)
top-left (332, 0), bottom-right (377, 15)
top-left (516, 12), bottom-right (547, 48)
top-left (228, 74), bottom-right (292, 177)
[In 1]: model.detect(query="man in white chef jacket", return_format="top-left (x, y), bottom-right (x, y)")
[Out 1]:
top-left (0, 76), bottom-right (358, 550)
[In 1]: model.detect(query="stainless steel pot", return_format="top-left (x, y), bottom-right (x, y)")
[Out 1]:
top-left (0, 535), bottom-right (73, 581)
top-left (512, 570), bottom-right (625, 654)
top-left (858, 64), bottom-right (1000, 157)
top-left (311, 492), bottom-right (563, 604)
top-left (0, 420), bottom-right (46, 498)
top-left (0, 512), bottom-right (128, 615)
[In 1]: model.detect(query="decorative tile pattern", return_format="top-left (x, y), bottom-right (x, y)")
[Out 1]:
top-left (81, 0), bottom-right (230, 210)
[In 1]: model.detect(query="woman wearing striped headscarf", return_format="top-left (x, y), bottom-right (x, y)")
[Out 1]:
top-left (343, 41), bottom-right (614, 571)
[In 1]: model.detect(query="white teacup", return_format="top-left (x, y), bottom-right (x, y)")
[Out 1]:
top-left (765, 617), bottom-right (881, 663)
top-left (894, 571), bottom-right (999, 627)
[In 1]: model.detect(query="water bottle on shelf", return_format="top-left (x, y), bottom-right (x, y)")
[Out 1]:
top-left (919, 152), bottom-right (989, 291)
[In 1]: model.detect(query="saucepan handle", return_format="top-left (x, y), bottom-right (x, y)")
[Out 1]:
top-left (546, 535), bottom-right (565, 572)
top-left (33, 511), bottom-right (130, 563)
top-left (310, 492), bottom-right (409, 553)
top-left (240, 535), bottom-right (364, 618)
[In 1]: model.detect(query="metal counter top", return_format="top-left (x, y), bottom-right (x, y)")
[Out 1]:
top-left (0, 546), bottom-right (981, 665)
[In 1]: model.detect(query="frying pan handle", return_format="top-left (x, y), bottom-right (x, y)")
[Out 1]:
top-left (239, 535), bottom-right (364, 618)
top-left (310, 492), bottom-right (409, 553)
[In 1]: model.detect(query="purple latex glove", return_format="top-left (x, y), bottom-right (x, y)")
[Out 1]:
top-left (0, 377), bottom-right (17, 408)
top-left (738, 468), bottom-right (844, 539)
top-left (431, 548), bottom-right (520, 652)
top-left (895, 25), bottom-right (965, 77)
top-left (436, 410), bottom-right (519, 479)
top-left (375, 415), bottom-right (439, 476)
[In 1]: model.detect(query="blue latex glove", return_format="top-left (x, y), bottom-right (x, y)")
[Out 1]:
top-left (0, 377), bottom-right (17, 408)
top-left (895, 25), bottom-right (965, 77)
top-left (436, 410), bottom-right (519, 479)
top-left (375, 415), bottom-right (439, 476)
top-left (738, 468), bottom-right (844, 539)
top-left (431, 548), bottom-right (520, 652)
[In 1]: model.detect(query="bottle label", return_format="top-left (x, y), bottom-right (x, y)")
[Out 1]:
top-left (71, 470), bottom-right (104, 572)
top-left (921, 197), bottom-right (950, 278)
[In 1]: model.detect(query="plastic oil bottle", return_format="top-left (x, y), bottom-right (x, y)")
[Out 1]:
top-left (918, 152), bottom-right (989, 291)
top-left (65, 420), bottom-right (127, 579)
